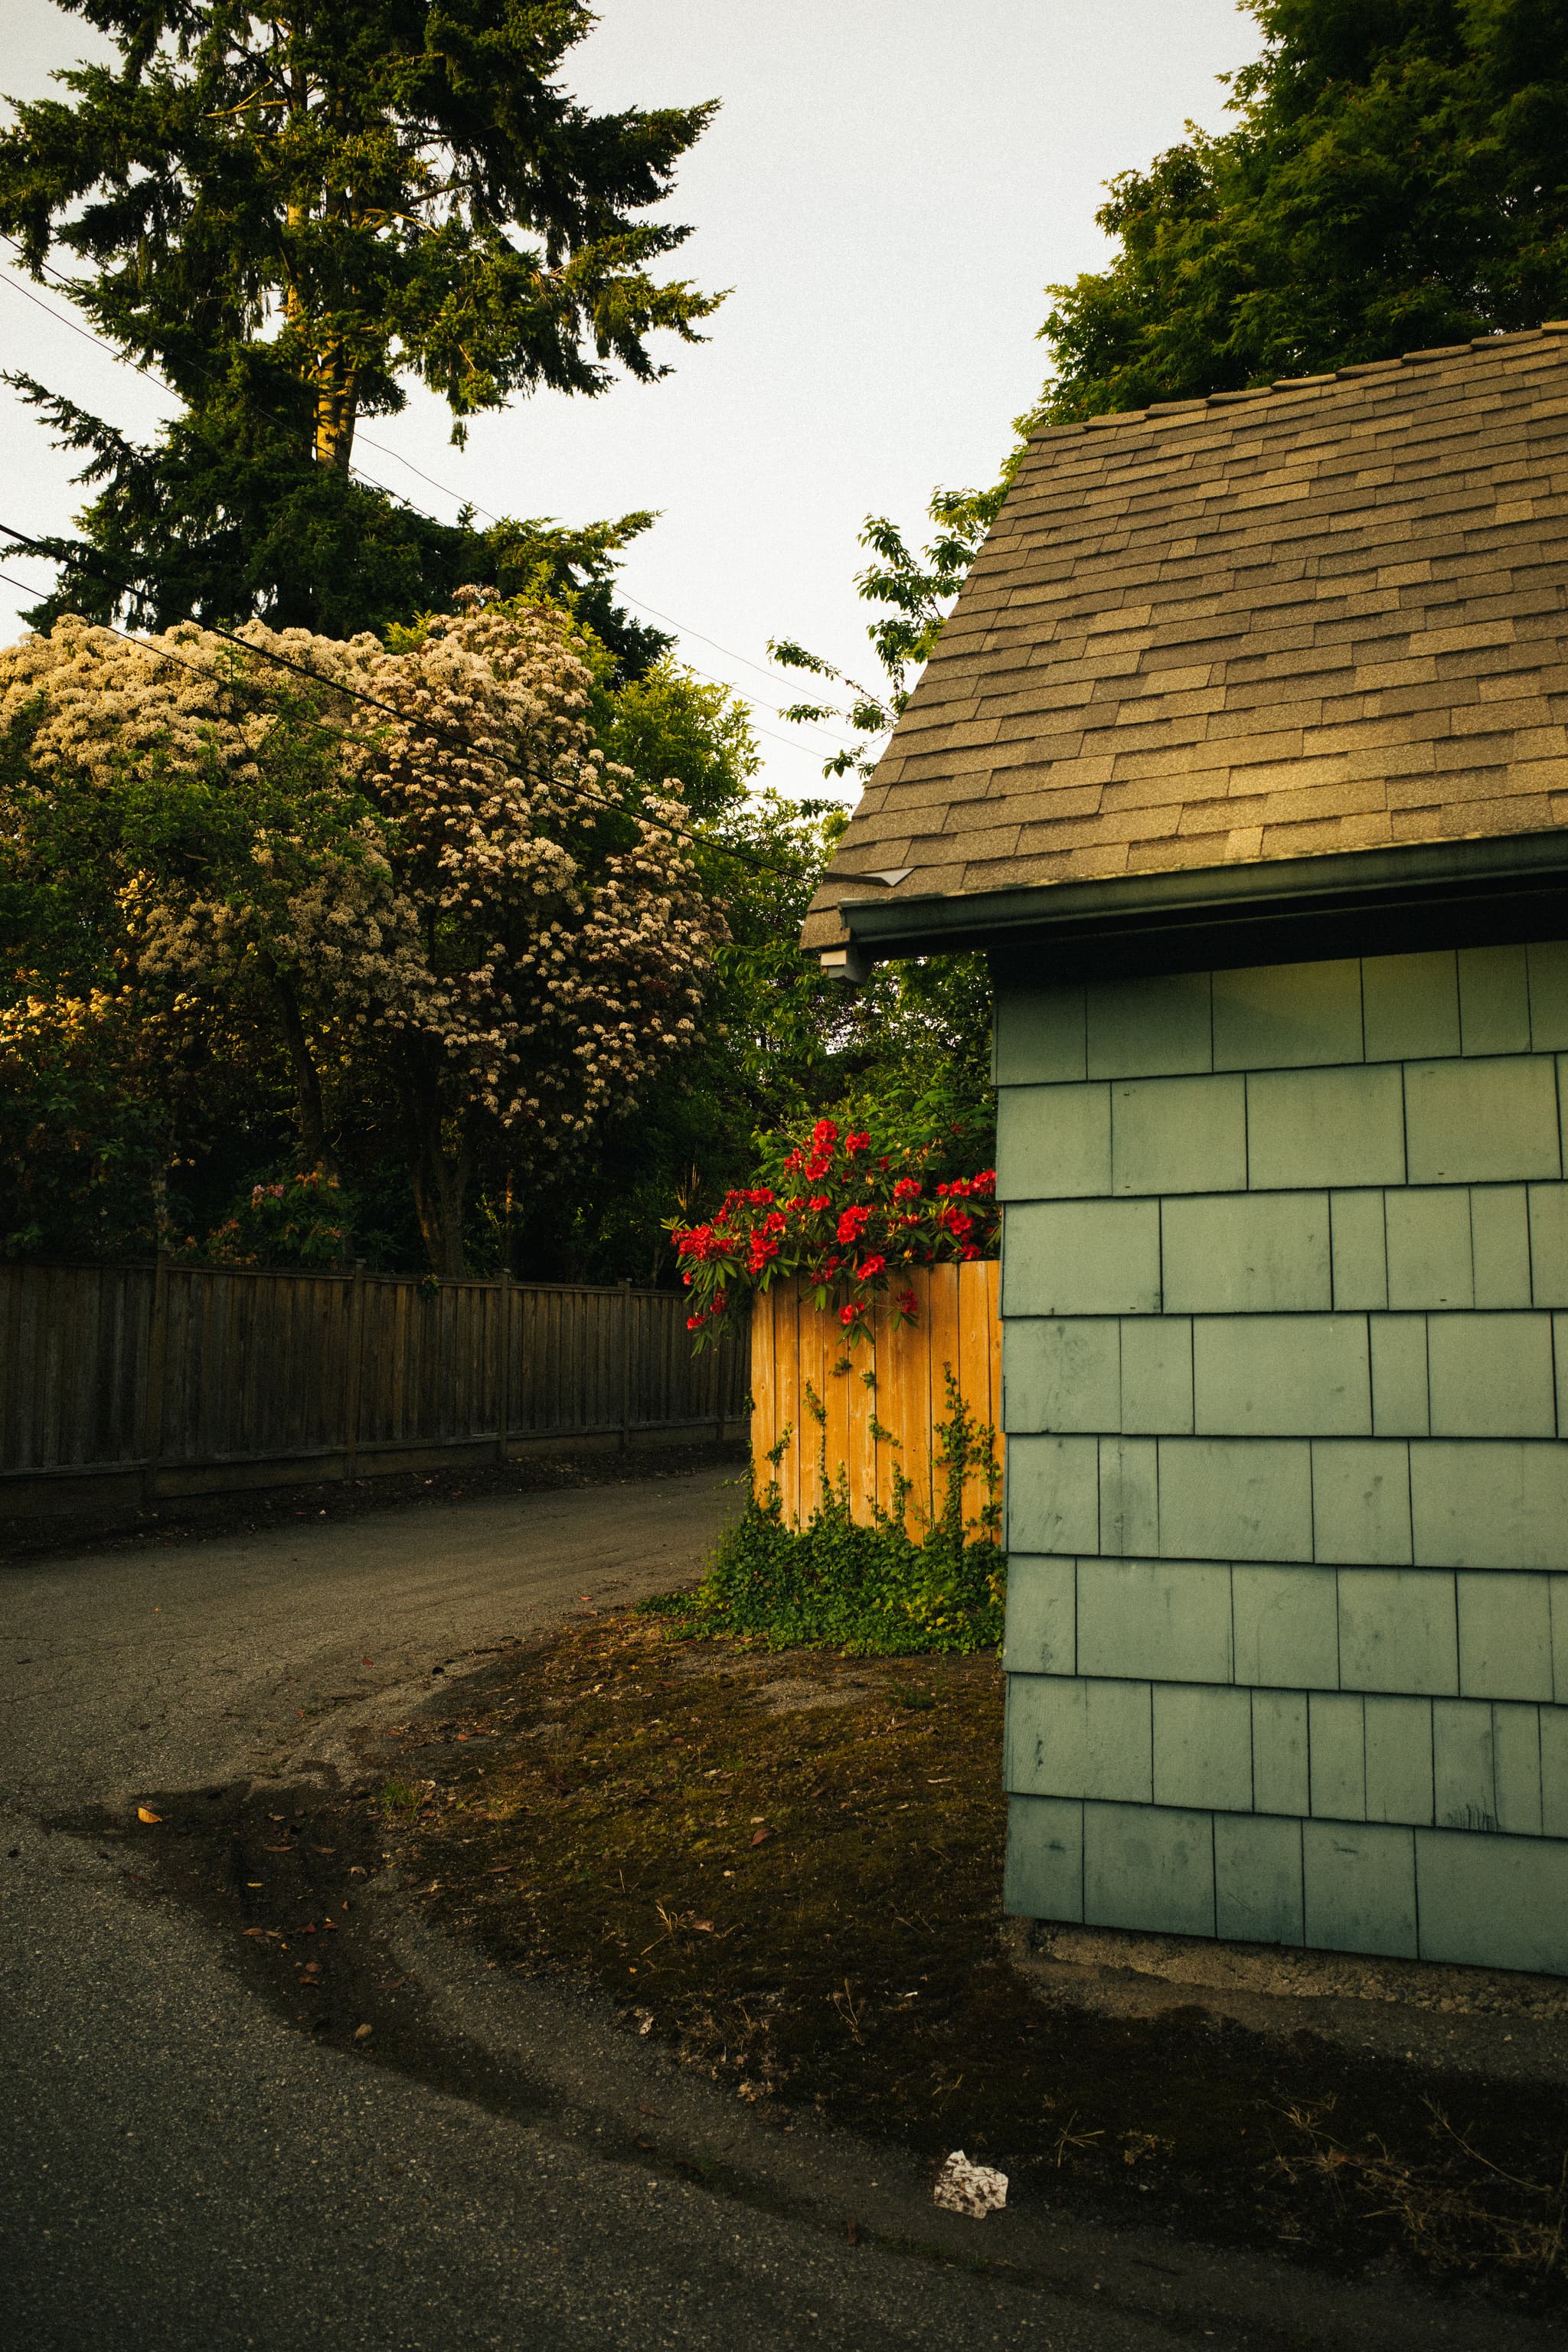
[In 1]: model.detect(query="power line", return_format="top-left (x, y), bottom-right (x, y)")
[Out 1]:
top-left (0, 237), bottom-right (864, 749)
top-left (0, 533), bottom-right (825, 885)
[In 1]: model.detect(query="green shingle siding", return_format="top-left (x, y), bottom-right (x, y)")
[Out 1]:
top-left (1404, 1058), bottom-right (1562, 1184)
top-left (1003, 1200), bottom-right (1161, 1315)
top-left (1112, 1075), bottom-right (1246, 1197)
top-left (1363, 951), bottom-right (1460, 1063)
top-left (1087, 969), bottom-right (1213, 1078)
top-left (998, 945), bottom-right (1568, 1973)
top-left (1211, 959), bottom-right (1364, 1072)
top-left (1162, 1195), bottom-right (1332, 1313)
top-left (1246, 1065), bottom-right (1406, 1191)
top-left (1007, 1678), bottom-right (1568, 1837)
top-left (1003, 1791), bottom-right (1568, 1965)
top-left (1457, 946), bottom-right (1532, 1057)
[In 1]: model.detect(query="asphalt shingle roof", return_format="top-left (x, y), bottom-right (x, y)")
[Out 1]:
top-left (802, 327), bottom-right (1568, 950)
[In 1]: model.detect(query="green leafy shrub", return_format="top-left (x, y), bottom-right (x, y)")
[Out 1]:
top-left (198, 1165), bottom-right (356, 1269)
top-left (653, 1372), bottom-right (1004, 1655)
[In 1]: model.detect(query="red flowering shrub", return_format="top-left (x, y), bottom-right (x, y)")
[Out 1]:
top-left (670, 1112), bottom-right (998, 1347)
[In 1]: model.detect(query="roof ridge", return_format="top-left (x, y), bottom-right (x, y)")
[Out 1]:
top-left (1029, 322), bottom-right (1568, 447)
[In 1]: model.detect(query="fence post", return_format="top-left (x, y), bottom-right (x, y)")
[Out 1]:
top-left (343, 1261), bottom-right (366, 1485)
top-left (619, 1277), bottom-right (632, 1452)
top-left (141, 1252), bottom-right (170, 1511)
top-left (496, 1269), bottom-right (511, 1467)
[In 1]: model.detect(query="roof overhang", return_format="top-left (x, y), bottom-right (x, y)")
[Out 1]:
top-left (828, 828), bottom-right (1568, 984)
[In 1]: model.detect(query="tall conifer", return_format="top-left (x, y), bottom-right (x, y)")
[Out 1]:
top-left (0, 2), bottom-right (719, 636)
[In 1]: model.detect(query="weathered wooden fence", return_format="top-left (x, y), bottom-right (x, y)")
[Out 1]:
top-left (749, 1262), bottom-right (1002, 1532)
top-left (0, 1260), bottom-right (749, 1520)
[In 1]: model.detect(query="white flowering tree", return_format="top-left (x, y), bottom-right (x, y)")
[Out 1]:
top-left (0, 595), bottom-right (720, 1273)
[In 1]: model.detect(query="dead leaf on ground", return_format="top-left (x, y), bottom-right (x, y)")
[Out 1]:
top-left (136, 1806), bottom-right (162, 1824)
top-left (354, 2023), bottom-right (373, 2040)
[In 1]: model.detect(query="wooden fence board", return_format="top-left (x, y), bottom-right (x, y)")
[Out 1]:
top-left (959, 1260), bottom-right (1000, 1530)
top-left (846, 1302), bottom-right (879, 1523)
top-left (751, 1266), bottom-right (1004, 1536)
top-left (0, 1262), bottom-right (747, 1512)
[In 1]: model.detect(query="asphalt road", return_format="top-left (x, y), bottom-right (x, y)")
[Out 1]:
top-left (1, 1471), bottom-right (1554, 2352)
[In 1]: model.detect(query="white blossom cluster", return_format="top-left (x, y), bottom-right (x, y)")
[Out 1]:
top-left (0, 596), bottom-right (721, 1176)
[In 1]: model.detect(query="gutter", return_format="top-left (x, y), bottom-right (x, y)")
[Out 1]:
top-left (823, 828), bottom-right (1568, 982)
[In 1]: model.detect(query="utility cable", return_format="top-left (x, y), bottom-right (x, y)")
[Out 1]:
top-left (0, 240), bottom-right (861, 743)
top-left (0, 536), bottom-right (823, 886)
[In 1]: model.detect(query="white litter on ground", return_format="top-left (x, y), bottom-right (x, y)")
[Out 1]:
top-left (933, 2151), bottom-right (1008, 2217)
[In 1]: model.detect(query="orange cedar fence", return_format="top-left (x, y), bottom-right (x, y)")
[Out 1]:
top-left (749, 1261), bottom-right (1002, 1533)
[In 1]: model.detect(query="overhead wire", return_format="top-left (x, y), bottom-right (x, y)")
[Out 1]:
top-left (0, 237), bottom-right (865, 753)
top-left (0, 534), bottom-right (820, 886)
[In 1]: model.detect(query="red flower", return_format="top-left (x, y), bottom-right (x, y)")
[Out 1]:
top-left (835, 1204), bottom-right (871, 1244)
top-left (812, 1119), bottom-right (839, 1144)
top-left (713, 1291), bottom-right (727, 1311)
top-left (838, 1300), bottom-right (867, 1327)
top-left (746, 1228), bottom-right (782, 1274)
top-left (808, 1194), bottom-right (831, 1213)
top-left (893, 1178), bottom-right (922, 1200)
top-left (960, 1243), bottom-right (981, 1260)
top-left (845, 1131), bottom-right (871, 1155)
top-left (748, 1188), bottom-right (775, 1207)
top-left (685, 1312), bottom-right (706, 1331)
top-left (856, 1254), bottom-right (886, 1280)
top-left (897, 1288), bottom-right (919, 1316)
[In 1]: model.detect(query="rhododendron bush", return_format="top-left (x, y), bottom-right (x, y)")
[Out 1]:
top-left (0, 593), bottom-right (721, 1272)
top-left (671, 1110), bottom-right (997, 1347)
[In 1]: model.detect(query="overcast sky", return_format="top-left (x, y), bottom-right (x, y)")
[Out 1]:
top-left (1, 0), bottom-right (1261, 797)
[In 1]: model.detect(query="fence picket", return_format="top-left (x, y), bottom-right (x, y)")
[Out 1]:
top-left (0, 1262), bottom-right (747, 1514)
top-left (750, 1267), bottom-right (1004, 1535)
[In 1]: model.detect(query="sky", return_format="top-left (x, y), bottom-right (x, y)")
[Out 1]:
top-left (0, 0), bottom-right (1262, 799)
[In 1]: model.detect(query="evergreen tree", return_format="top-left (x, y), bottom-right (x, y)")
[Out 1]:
top-left (1034, 0), bottom-right (1568, 423)
top-left (0, 1), bottom-right (719, 637)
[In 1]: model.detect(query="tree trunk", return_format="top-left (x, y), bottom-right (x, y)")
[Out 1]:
top-left (314, 348), bottom-right (358, 474)
top-left (398, 1070), bottom-right (470, 1276)
top-left (266, 963), bottom-right (338, 1175)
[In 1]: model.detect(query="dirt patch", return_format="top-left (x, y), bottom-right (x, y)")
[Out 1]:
top-left (81, 1609), bottom-right (1568, 2315)
top-left (368, 1612), bottom-right (1568, 2306)
top-left (0, 1440), bottom-right (746, 1565)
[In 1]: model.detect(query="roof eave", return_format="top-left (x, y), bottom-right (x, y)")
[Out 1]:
top-left (833, 828), bottom-right (1568, 982)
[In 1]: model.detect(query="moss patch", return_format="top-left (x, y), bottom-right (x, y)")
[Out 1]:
top-left (386, 1611), bottom-right (1568, 2304)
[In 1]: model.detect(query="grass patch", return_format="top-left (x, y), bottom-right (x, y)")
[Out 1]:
top-left (648, 1374), bottom-right (1004, 1655)
top-left (384, 1612), bottom-right (1568, 2301)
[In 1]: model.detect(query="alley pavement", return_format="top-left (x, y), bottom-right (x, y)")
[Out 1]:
top-left (1, 1472), bottom-right (1553, 2352)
